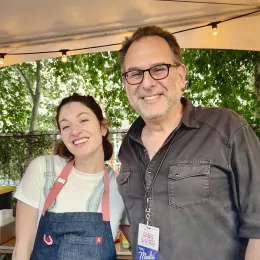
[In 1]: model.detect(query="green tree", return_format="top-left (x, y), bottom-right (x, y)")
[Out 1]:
top-left (0, 65), bottom-right (31, 132)
top-left (17, 61), bottom-right (42, 131)
top-left (0, 52), bottom-right (136, 133)
top-left (183, 49), bottom-right (260, 137)
top-left (0, 49), bottom-right (259, 137)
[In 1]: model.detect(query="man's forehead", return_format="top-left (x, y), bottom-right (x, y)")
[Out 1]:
top-left (124, 36), bottom-right (173, 70)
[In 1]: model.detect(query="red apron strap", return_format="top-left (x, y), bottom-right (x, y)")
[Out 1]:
top-left (42, 160), bottom-right (74, 216)
top-left (102, 166), bottom-right (110, 221)
top-left (42, 160), bottom-right (110, 221)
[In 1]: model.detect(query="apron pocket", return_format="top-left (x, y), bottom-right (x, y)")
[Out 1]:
top-left (57, 235), bottom-right (102, 260)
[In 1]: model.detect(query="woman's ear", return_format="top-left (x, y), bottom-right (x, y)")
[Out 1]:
top-left (100, 119), bottom-right (108, 137)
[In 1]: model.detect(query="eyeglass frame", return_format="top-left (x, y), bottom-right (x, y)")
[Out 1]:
top-left (122, 63), bottom-right (181, 85)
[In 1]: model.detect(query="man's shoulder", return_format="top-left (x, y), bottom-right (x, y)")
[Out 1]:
top-left (196, 106), bottom-right (248, 140)
top-left (197, 106), bottom-right (246, 124)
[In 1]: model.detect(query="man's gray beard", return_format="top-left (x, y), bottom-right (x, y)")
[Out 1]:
top-left (138, 99), bottom-right (176, 120)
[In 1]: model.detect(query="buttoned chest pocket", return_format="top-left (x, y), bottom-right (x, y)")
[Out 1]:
top-left (116, 170), bottom-right (134, 212)
top-left (168, 161), bottom-right (211, 208)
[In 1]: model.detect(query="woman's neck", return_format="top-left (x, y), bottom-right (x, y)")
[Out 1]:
top-left (73, 156), bottom-right (105, 174)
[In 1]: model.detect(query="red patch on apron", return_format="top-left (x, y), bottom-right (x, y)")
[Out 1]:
top-left (96, 237), bottom-right (103, 244)
top-left (43, 234), bottom-right (53, 245)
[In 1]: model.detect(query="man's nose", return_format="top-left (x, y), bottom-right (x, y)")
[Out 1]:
top-left (141, 71), bottom-right (156, 89)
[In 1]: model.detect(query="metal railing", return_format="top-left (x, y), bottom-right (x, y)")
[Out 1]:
top-left (0, 130), bottom-right (127, 186)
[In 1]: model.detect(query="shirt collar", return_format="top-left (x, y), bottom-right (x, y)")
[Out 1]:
top-left (180, 97), bottom-right (200, 129)
top-left (128, 97), bottom-right (199, 141)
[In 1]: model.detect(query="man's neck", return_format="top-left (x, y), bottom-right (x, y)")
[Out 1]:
top-left (141, 102), bottom-right (184, 160)
top-left (143, 102), bottom-right (184, 135)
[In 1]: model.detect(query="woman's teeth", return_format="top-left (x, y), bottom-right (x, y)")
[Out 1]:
top-left (73, 138), bottom-right (88, 145)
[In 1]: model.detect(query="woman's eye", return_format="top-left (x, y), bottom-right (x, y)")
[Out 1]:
top-left (62, 125), bottom-right (69, 130)
top-left (80, 119), bottom-right (89, 123)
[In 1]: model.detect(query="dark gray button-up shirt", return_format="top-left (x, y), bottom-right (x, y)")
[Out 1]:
top-left (117, 98), bottom-right (260, 260)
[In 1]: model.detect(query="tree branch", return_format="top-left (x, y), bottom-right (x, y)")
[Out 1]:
top-left (254, 52), bottom-right (260, 120)
top-left (16, 65), bottom-right (35, 100)
top-left (35, 61), bottom-right (41, 94)
top-left (29, 61), bottom-right (42, 132)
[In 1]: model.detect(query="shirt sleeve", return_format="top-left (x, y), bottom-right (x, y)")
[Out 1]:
top-left (14, 156), bottom-right (45, 209)
top-left (230, 124), bottom-right (260, 238)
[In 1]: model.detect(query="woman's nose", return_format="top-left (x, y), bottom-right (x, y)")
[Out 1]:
top-left (71, 125), bottom-right (82, 135)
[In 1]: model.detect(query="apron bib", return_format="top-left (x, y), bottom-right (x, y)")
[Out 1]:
top-left (31, 160), bottom-right (116, 260)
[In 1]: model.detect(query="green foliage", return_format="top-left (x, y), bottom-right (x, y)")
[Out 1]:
top-left (1, 49), bottom-right (258, 185)
top-left (39, 52), bottom-right (137, 129)
top-left (183, 49), bottom-right (259, 136)
top-left (0, 49), bottom-right (259, 138)
top-left (0, 134), bottom-right (52, 182)
top-left (0, 66), bottom-right (31, 132)
top-left (0, 52), bottom-right (137, 132)
top-left (0, 131), bottom-right (125, 183)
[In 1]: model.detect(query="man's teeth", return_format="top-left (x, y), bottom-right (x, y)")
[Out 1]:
top-left (144, 95), bottom-right (160, 100)
top-left (74, 138), bottom-right (88, 145)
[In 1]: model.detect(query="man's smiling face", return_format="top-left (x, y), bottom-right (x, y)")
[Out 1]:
top-left (123, 36), bottom-right (186, 120)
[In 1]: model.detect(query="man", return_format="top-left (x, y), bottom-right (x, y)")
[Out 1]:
top-left (117, 25), bottom-right (260, 260)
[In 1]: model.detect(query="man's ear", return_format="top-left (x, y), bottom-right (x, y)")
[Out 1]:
top-left (122, 76), bottom-right (127, 87)
top-left (100, 119), bottom-right (108, 137)
top-left (178, 64), bottom-right (187, 89)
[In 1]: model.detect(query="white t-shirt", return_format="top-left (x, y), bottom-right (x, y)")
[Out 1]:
top-left (14, 155), bottom-right (127, 240)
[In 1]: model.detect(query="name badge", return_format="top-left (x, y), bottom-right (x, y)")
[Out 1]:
top-left (137, 223), bottom-right (159, 260)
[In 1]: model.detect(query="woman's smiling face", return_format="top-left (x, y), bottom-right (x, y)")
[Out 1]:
top-left (58, 101), bottom-right (107, 160)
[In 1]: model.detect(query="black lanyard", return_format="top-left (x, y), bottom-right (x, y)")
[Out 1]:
top-left (143, 127), bottom-right (181, 225)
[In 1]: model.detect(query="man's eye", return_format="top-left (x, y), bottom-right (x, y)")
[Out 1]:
top-left (152, 66), bottom-right (166, 73)
top-left (129, 71), bottom-right (142, 78)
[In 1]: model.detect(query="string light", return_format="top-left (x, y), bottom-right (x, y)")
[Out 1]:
top-left (60, 49), bottom-right (69, 63)
top-left (0, 8), bottom-right (259, 65)
top-left (0, 53), bottom-right (6, 65)
top-left (212, 23), bottom-right (218, 36)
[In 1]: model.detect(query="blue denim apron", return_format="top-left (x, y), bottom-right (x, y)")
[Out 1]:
top-left (31, 160), bottom-right (116, 260)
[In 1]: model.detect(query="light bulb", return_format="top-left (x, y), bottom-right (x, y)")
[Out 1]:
top-left (212, 24), bottom-right (218, 36)
top-left (0, 53), bottom-right (5, 65)
top-left (60, 49), bottom-right (69, 63)
top-left (61, 51), bottom-right (68, 63)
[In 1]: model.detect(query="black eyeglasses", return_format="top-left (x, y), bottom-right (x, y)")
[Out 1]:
top-left (122, 63), bottom-right (180, 85)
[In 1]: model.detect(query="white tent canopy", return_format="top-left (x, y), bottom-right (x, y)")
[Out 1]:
top-left (1, 0), bottom-right (260, 67)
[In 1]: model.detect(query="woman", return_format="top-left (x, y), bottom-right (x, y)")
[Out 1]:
top-left (12, 93), bottom-right (128, 260)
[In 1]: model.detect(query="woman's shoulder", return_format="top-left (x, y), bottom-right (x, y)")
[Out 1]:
top-left (29, 155), bottom-right (67, 167)
top-left (26, 155), bottom-right (45, 170)
top-left (46, 155), bottom-right (68, 164)
top-left (107, 165), bottom-right (119, 182)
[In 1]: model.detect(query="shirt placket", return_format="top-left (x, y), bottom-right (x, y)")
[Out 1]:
top-left (141, 127), bottom-right (181, 226)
